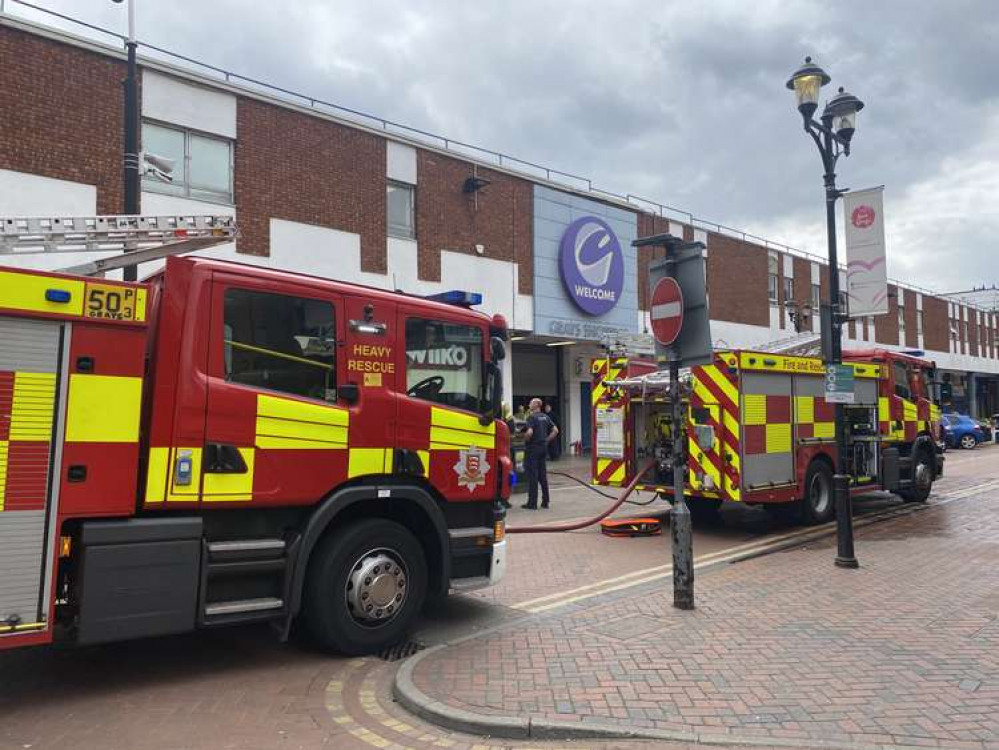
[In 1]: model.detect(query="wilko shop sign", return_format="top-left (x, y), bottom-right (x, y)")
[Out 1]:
top-left (559, 216), bottom-right (624, 316)
top-left (407, 345), bottom-right (470, 370)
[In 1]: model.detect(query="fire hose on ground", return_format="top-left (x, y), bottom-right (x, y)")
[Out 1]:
top-left (506, 461), bottom-right (658, 534)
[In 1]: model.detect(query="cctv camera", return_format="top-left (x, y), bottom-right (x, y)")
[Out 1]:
top-left (142, 152), bottom-right (175, 182)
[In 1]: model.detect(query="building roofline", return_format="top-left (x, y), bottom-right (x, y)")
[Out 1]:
top-left (0, 5), bottom-right (993, 314)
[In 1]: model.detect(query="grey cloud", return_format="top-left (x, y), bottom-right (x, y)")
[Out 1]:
top-left (16, 0), bottom-right (999, 294)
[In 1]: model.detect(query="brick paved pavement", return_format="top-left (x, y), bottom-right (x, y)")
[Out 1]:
top-left (407, 487), bottom-right (999, 748)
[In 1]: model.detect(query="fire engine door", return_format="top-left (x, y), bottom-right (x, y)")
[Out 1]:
top-left (0, 317), bottom-right (66, 636)
top-left (203, 279), bottom-right (345, 504)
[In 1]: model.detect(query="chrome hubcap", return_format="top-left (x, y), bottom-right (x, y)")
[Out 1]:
top-left (810, 474), bottom-right (830, 515)
top-left (345, 549), bottom-right (407, 626)
top-left (915, 461), bottom-right (932, 488)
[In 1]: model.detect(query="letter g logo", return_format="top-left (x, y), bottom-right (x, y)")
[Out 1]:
top-left (558, 216), bottom-right (624, 316)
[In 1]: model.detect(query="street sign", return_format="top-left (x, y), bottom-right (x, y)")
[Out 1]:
top-left (646, 241), bottom-right (712, 368)
top-left (824, 364), bottom-right (855, 404)
top-left (650, 277), bottom-right (684, 346)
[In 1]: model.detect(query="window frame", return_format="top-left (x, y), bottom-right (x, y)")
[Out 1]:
top-left (767, 251), bottom-right (779, 304)
top-left (387, 180), bottom-right (416, 240)
top-left (141, 119), bottom-right (234, 205)
top-left (403, 315), bottom-right (487, 415)
top-left (782, 276), bottom-right (794, 305)
top-left (220, 285), bottom-right (338, 404)
top-left (892, 361), bottom-right (911, 400)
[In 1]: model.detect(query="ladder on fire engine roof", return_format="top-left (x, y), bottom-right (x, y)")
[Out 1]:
top-left (0, 214), bottom-right (237, 277)
top-left (754, 331), bottom-right (823, 356)
top-left (601, 332), bottom-right (825, 396)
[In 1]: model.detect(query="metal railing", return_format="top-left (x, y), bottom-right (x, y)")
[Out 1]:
top-left (1, 0), bottom-right (991, 314)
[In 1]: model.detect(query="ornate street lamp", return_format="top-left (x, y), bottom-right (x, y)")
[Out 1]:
top-left (786, 57), bottom-right (865, 569)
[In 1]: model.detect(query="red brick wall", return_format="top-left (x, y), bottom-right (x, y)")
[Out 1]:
top-left (704, 233), bottom-right (769, 327)
top-left (415, 151), bottom-right (533, 294)
top-left (234, 97), bottom-right (387, 269)
top-left (0, 26), bottom-right (125, 214)
top-left (636, 214), bottom-right (672, 310)
top-left (875, 285), bottom-right (901, 345)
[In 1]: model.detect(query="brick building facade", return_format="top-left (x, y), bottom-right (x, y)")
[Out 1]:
top-left (1, 15), bottom-right (997, 438)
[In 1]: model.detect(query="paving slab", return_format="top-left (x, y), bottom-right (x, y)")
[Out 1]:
top-left (398, 484), bottom-right (999, 748)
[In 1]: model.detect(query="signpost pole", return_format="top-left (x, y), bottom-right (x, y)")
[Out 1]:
top-left (637, 232), bottom-right (711, 611)
top-left (669, 354), bottom-right (694, 610)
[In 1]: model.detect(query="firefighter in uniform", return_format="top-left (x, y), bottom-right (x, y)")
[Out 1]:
top-left (521, 397), bottom-right (559, 509)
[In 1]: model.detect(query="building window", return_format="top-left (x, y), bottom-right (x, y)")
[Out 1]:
top-left (223, 288), bottom-right (336, 402)
top-left (768, 251), bottom-right (779, 304)
top-left (783, 276), bottom-right (794, 305)
top-left (838, 290), bottom-right (849, 317)
top-left (898, 301), bottom-right (906, 337)
top-left (810, 284), bottom-right (821, 313)
top-left (387, 181), bottom-right (416, 239)
top-left (141, 121), bottom-right (233, 203)
top-left (404, 318), bottom-right (483, 413)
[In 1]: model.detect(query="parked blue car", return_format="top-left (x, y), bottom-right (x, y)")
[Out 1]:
top-left (941, 413), bottom-right (985, 450)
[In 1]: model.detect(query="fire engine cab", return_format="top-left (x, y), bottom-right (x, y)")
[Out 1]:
top-left (0, 215), bottom-right (510, 655)
top-left (591, 338), bottom-right (943, 523)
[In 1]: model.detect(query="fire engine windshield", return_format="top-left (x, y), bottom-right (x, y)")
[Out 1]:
top-left (405, 318), bottom-right (484, 413)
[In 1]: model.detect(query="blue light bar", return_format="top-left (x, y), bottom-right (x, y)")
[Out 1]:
top-left (425, 290), bottom-right (483, 307)
top-left (900, 349), bottom-right (925, 357)
top-left (45, 288), bottom-right (72, 304)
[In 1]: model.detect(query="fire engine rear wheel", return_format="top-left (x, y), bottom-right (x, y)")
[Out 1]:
top-left (800, 460), bottom-right (835, 525)
top-left (303, 518), bottom-right (427, 655)
top-left (899, 446), bottom-right (934, 503)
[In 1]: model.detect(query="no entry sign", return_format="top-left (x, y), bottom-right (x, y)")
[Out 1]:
top-left (650, 276), bottom-right (684, 346)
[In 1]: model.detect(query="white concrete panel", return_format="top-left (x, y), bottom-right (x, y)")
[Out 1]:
top-left (810, 262), bottom-right (820, 285)
top-left (143, 70), bottom-right (236, 139)
top-left (669, 221), bottom-right (685, 238)
top-left (0, 170), bottom-right (109, 275)
top-left (783, 254), bottom-right (794, 277)
top-left (693, 228), bottom-right (707, 245)
top-left (0, 169), bottom-right (96, 216)
top-left (916, 293), bottom-right (923, 311)
top-left (387, 142), bottom-right (417, 185)
top-left (769, 305), bottom-right (781, 330)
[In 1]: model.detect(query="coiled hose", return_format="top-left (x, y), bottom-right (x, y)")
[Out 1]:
top-left (507, 461), bottom-right (656, 534)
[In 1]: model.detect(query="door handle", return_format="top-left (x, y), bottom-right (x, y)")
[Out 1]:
top-left (204, 443), bottom-right (248, 474)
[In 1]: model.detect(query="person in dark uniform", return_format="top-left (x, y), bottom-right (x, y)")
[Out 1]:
top-left (521, 397), bottom-right (559, 510)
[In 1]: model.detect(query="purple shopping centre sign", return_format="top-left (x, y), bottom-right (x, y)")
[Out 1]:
top-left (558, 216), bottom-right (624, 316)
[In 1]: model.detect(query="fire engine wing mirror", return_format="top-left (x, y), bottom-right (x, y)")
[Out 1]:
top-left (490, 336), bottom-right (506, 362)
top-left (480, 361), bottom-right (503, 426)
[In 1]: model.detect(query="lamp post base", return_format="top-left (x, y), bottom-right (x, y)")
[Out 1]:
top-left (834, 555), bottom-right (859, 569)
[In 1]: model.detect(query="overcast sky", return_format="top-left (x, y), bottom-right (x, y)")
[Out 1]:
top-left (13, 0), bottom-right (999, 296)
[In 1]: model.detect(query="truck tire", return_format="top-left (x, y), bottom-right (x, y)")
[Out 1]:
top-left (898, 446), bottom-right (934, 503)
top-left (800, 460), bottom-right (835, 525)
top-left (303, 518), bottom-right (427, 655)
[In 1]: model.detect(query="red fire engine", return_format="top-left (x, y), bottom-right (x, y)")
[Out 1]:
top-left (591, 337), bottom-right (943, 523)
top-left (0, 215), bottom-right (510, 655)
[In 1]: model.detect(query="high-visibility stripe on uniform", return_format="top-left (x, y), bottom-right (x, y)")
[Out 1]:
top-left (65, 374), bottom-right (142, 443)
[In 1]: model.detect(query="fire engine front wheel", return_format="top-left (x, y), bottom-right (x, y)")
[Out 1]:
top-left (800, 460), bottom-right (835, 525)
top-left (303, 518), bottom-right (427, 655)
